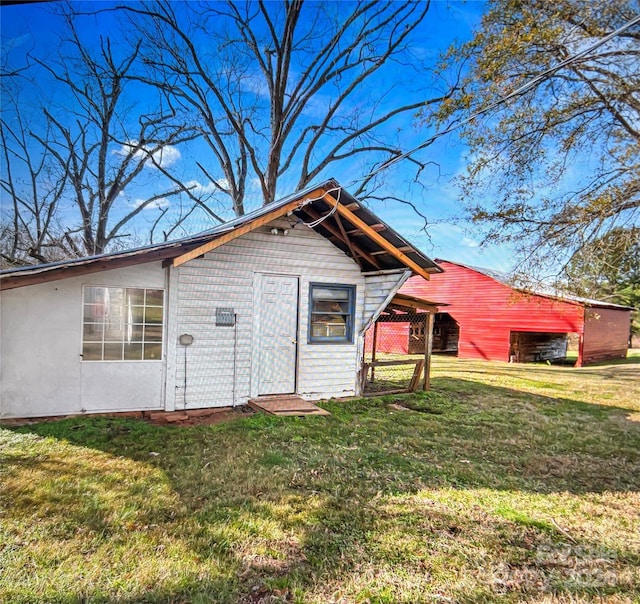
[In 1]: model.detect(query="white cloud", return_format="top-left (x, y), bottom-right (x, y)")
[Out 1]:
top-left (184, 178), bottom-right (229, 195)
top-left (115, 142), bottom-right (181, 168)
top-left (153, 145), bottom-right (181, 168)
top-left (132, 197), bottom-right (170, 210)
top-left (461, 237), bottom-right (480, 248)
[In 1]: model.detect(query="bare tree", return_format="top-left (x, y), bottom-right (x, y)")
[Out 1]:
top-left (112, 0), bottom-right (456, 216)
top-left (0, 7), bottom-right (213, 265)
top-left (0, 90), bottom-right (69, 265)
top-left (2, 0), bottom-right (460, 266)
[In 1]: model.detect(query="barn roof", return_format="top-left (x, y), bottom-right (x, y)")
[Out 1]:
top-left (0, 179), bottom-right (442, 290)
top-left (435, 258), bottom-right (634, 312)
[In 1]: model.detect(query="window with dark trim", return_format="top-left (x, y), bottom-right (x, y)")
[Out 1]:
top-left (309, 283), bottom-right (355, 343)
top-left (82, 286), bottom-right (164, 361)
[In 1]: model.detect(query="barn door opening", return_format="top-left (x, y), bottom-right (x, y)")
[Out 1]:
top-left (509, 331), bottom-right (570, 364)
top-left (255, 274), bottom-right (299, 395)
top-left (433, 313), bottom-right (459, 354)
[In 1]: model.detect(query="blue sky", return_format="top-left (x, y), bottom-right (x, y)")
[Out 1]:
top-left (1, 0), bottom-right (516, 272)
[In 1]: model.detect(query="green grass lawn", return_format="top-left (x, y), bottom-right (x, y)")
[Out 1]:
top-left (1, 356), bottom-right (639, 603)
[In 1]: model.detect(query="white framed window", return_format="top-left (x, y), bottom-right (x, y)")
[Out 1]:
top-left (308, 283), bottom-right (355, 343)
top-left (82, 286), bottom-right (164, 361)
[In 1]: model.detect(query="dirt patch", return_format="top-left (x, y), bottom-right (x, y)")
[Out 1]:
top-left (146, 406), bottom-right (254, 426)
top-left (1, 406), bottom-right (254, 427)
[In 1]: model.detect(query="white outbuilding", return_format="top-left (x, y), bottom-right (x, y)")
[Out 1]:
top-left (0, 180), bottom-right (441, 420)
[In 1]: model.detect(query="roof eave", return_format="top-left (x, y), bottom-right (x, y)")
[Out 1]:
top-left (1, 180), bottom-right (440, 290)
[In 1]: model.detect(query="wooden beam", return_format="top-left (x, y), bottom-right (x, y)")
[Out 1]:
top-left (346, 223), bottom-right (386, 235)
top-left (390, 295), bottom-right (439, 312)
top-left (172, 188), bottom-right (326, 267)
top-left (334, 213), bottom-right (363, 270)
top-left (323, 192), bottom-right (431, 281)
top-left (367, 359), bottom-right (424, 368)
top-left (302, 207), bottom-right (382, 269)
top-left (387, 303), bottom-right (416, 313)
top-left (371, 246), bottom-right (412, 255)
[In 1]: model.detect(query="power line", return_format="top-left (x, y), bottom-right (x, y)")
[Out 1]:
top-left (348, 13), bottom-right (640, 188)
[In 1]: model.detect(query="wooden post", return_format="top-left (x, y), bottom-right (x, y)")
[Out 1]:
top-left (408, 359), bottom-right (425, 392)
top-left (371, 321), bottom-right (379, 382)
top-left (423, 312), bottom-right (435, 391)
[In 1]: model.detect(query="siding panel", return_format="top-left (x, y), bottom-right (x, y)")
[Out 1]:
top-left (361, 270), bottom-right (411, 332)
top-left (175, 220), bottom-right (365, 408)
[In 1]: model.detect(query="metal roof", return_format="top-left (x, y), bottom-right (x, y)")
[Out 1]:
top-left (436, 258), bottom-right (635, 312)
top-left (1, 180), bottom-right (441, 290)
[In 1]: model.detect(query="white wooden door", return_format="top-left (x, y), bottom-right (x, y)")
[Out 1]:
top-left (257, 274), bottom-right (299, 395)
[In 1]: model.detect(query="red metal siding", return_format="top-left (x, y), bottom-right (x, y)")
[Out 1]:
top-left (401, 261), bottom-right (585, 363)
top-left (582, 308), bottom-right (631, 364)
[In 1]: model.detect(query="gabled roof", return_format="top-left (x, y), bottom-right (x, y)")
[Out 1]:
top-left (0, 180), bottom-right (442, 291)
top-left (435, 258), bottom-right (634, 312)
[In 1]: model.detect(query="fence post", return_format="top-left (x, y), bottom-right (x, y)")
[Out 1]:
top-left (371, 320), bottom-right (379, 382)
top-left (423, 312), bottom-right (435, 391)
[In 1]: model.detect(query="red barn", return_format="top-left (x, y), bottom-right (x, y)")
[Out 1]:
top-left (388, 259), bottom-right (632, 367)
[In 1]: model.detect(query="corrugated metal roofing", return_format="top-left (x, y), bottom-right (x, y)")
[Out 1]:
top-left (1, 179), bottom-right (441, 290)
top-left (435, 258), bottom-right (635, 311)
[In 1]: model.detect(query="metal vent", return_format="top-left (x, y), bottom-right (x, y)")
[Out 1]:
top-left (216, 307), bottom-right (235, 326)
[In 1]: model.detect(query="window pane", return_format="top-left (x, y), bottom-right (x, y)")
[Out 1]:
top-left (311, 323), bottom-right (327, 338)
top-left (124, 343), bottom-right (143, 360)
top-left (104, 343), bottom-right (123, 361)
top-left (105, 287), bottom-right (124, 313)
top-left (144, 343), bottom-right (162, 360)
top-left (327, 323), bottom-right (347, 337)
top-left (145, 324), bottom-right (163, 342)
top-left (82, 342), bottom-right (102, 360)
top-left (313, 287), bottom-right (349, 301)
top-left (126, 289), bottom-right (145, 305)
top-left (83, 323), bottom-right (104, 341)
top-left (313, 300), bottom-right (350, 314)
top-left (311, 319), bottom-right (347, 338)
top-left (104, 319), bottom-right (125, 341)
top-left (145, 289), bottom-right (164, 306)
top-left (129, 324), bottom-right (144, 343)
top-left (144, 306), bottom-right (163, 324)
top-left (130, 306), bottom-right (145, 323)
top-left (83, 304), bottom-right (104, 322)
top-left (84, 286), bottom-right (104, 304)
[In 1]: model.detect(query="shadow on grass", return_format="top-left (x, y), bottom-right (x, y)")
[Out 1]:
top-left (4, 376), bottom-right (640, 602)
top-left (440, 354), bottom-right (640, 384)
